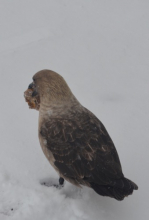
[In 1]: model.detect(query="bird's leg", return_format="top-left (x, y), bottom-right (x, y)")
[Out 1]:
top-left (59, 177), bottom-right (64, 186)
top-left (53, 177), bottom-right (64, 188)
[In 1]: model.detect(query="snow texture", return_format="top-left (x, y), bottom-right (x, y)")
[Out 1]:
top-left (0, 0), bottom-right (148, 219)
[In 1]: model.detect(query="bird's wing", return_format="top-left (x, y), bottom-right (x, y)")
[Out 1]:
top-left (40, 110), bottom-right (124, 185)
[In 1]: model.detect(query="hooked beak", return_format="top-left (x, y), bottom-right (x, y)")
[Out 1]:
top-left (28, 82), bottom-right (34, 89)
top-left (28, 82), bottom-right (38, 97)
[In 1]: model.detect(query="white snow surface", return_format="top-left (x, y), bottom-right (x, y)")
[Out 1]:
top-left (0, 0), bottom-right (148, 219)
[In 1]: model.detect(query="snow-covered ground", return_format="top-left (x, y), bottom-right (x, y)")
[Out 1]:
top-left (0, 0), bottom-right (148, 219)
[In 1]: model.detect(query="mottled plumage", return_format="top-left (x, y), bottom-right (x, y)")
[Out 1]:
top-left (24, 69), bottom-right (138, 201)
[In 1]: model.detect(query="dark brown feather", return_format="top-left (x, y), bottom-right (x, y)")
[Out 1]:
top-left (40, 108), bottom-right (124, 187)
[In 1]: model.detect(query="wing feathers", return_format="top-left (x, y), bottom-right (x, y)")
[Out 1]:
top-left (40, 110), bottom-right (123, 186)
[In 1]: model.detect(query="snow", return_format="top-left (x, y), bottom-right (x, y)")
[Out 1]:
top-left (0, 0), bottom-right (148, 219)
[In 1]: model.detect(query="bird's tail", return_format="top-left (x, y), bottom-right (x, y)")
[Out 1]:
top-left (90, 177), bottom-right (138, 201)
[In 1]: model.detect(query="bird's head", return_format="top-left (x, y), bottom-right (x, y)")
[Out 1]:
top-left (24, 69), bottom-right (73, 110)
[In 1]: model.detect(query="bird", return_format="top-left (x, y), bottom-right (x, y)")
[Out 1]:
top-left (24, 69), bottom-right (138, 201)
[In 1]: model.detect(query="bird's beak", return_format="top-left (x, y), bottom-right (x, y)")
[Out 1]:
top-left (28, 82), bottom-right (38, 97)
top-left (28, 82), bottom-right (34, 89)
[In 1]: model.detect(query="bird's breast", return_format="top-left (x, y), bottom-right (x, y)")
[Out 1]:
top-left (38, 115), bottom-right (59, 173)
top-left (38, 132), bottom-right (55, 165)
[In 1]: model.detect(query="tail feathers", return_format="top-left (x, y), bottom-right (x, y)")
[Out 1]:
top-left (90, 178), bottom-right (138, 201)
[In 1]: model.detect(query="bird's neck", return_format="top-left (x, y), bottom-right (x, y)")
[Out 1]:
top-left (39, 95), bottom-right (81, 119)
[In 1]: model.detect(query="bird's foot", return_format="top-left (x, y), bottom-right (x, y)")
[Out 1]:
top-left (59, 177), bottom-right (64, 185)
top-left (40, 177), bottom-right (64, 189)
